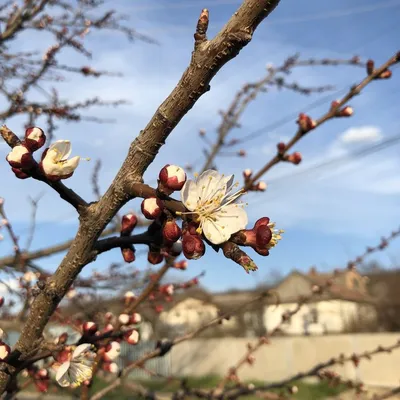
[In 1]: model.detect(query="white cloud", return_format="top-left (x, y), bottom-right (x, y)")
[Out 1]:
top-left (338, 126), bottom-right (383, 144)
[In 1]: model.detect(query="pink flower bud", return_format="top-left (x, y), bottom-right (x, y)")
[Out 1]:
top-left (174, 260), bottom-right (188, 270)
top-left (182, 233), bottom-right (205, 260)
top-left (141, 197), bottom-right (163, 219)
top-left (103, 323), bottom-right (114, 333)
top-left (338, 106), bottom-right (353, 117)
top-left (237, 149), bottom-right (246, 157)
top-left (243, 169), bottom-right (252, 179)
top-left (162, 220), bottom-right (182, 243)
top-left (130, 313), bottom-right (142, 324)
top-left (118, 313), bottom-right (130, 325)
top-left (159, 164), bottom-right (186, 192)
top-left (379, 69), bottom-right (392, 79)
top-left (256, 181), bottom-right (267, 191)
top-left (12, 168), bottom-right (30, 181)
top-left (287, 152), bottom-right (302, 165)
top-left (297, 113), bottom-right (316, 133)
top-left (103, 362), bottom-right (119, 374)
top-left (155, 304), bottom-right (164, 313)
top-left (121, 213), bottom-right (138, 235)
top-left (124, 329), bottom-right (140, 345)
top-left (0, 342), bottom-right (11, 360)
top-left (82, 321), bottom-right (98, 335)
top-left (24, 127), bottom-right (46, 152)
top-left (160, 284), bottom-right (174, 296)
top-left (147, 251), bottom-right (164, 265)
top-left (0, 297), bottom-right (4, 307)
top-left (330, 100), bottom-right (341, 110)
top-left (121, 247), bottom-right (135, 263)
top-left (124, 291), bottom-right (136, 305)
top-left (37, 368), bottom-right (49, 379)
top-left (6, 145), bottom-right (34, 169)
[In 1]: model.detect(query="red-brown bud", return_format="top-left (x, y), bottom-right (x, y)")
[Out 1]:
top-left (82, 321), bottom-right (98, 335)
top-left (0, 297), bottom-right (4, 307)
top-left (130, 313), bottom-right (142, 324)
top-left (237, 149), bottom-right (246, 157)
top-left (155, 304), bottom-right (164, 313)
top-left (366, 59), bottom-right (374, 75)
top-left (162, 220), bottom-right (182, 243)
top-left (124, 291), bottom-right (136, 305)
top-left (141, 197), bottom-right (163, 219)
top-left (277, 142), bottom-right (286, 154)
top-left (121, 247), bottom-right (135, 263)
top-left (24, 127), bottom-right (46, 152)
top-left (338, 106), bottom-right (353, 117)
top-left (182, 233), bottom-right (205, 260)
top-left (174, 260), bottom-right (188, 270)
top-left (11, 167), bottom-right (30, 179)
top-left (243, 169), bottom-right (252, 179)
top-left (121, 213), bottom-right (138, 235)
top-left (159, 164), bottom-right (186, 192)
top-left (147, 251), bottom-right (164, 265)
top-left (287, 152), bottom-right (302, 165)
top-left (378, 69), bottom-right (392, 79)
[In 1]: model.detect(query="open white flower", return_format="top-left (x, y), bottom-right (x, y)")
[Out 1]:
top-left (55, 344), bottom-right (96, 388)
top-left (41, 140), bottom-right (84, 180)
top-left (180, 170), bottom-right (248, 245)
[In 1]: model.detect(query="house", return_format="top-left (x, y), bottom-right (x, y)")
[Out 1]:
top-left (262, 268), bottom-right (377, 335)
top-left (365, 268), bottom-right (400, 332)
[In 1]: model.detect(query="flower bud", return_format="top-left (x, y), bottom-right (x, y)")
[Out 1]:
top-left (24, 127), bottom-right (46, 152)
top-left (121, 213), bottom-right (138, 236)
top-left (118, 313), bottom-right (130, 325)
top-left (130, 313), bottom-right (142, 324)
top-left (287, 152), bottom-right (302, 165)
top-left (243, 169), bottom-right (252, 179)
top-left (82, 321), bottom-right (97, 335)
top-left (37, 368), bottom-right (49, 379)
top-left (141, 197), bottom-right (163, 219)
top-left (379, 69), bottom-right (392, 79)
top-left (256, 181), bottom-right (267, 191)
top-left (6, 145), bottom-right (34, 169)
top-left (159, 164), bottom-right (186, 192)
top-left (0, 342), bottom-right (11, 360)
top-left (162, 220), bottom-right (182, 243)
top-left (182, 233), bottom-right (205, 260)
top-left (103, 341), bottom-right (121, 362)
top-left (237, 149), bottom-right (246, 157)
top-left (11, 167), bottom-right (30, 179)
top-left (160, 284), bottom-right (174, 296)
top-left (174, 260), bottom-right (188, 270)
top-left (121, 246), bottom-right (135, 263)
top-left (124, 329), bottom-right (140, 345)
top-left (147, 251), bottom-right (164, 265)
top-left (103, 323), bottom-right (114, 333)
top-left (338, 106), bottom-right (353, 117)
top-left (155, 304), bottom-right (164, 313)
top-left (103, 362), bottom-right (119, 374)
top-left (366, 59), bottom-right (374, 75)
top-left (297, 113), bottom-right (316, 133)
top-left (277, 142), bottom-right (286, 154)
top-left (0, 297), bottom-right (4, 307)
top-left (124, 291), bottom-right (136, 305)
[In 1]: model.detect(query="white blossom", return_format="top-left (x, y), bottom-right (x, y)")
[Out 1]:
top-left (180, 170), bottom-right (248, 245)
top-left (41, 140), bottom-right (84, 179)
top-left (55, 344), bottom-right (96, 388)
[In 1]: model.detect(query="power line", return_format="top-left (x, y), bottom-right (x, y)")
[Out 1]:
top-left (248, 132), bottom-right (400, 205)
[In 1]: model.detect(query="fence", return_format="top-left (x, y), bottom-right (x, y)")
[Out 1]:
top-left (158, 334), bottom-right (400, 387)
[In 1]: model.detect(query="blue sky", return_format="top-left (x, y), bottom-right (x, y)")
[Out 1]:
top-left (1, 0), bottom-right (400, 294)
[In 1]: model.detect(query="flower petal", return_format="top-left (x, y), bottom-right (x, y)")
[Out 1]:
top-left (202, 204), bottom-right (248, 245)
top-left (55, 361), bottom-right (72, 387)
top-left (50, 140), bottom-right (71, 161)
top-left (180, 179), bottom-right (199, 211)
top-left (196, 170), bottom-right (226, 204)
top-left (72, 343), bottom-right (92, 359)
top-left (69, 362), bottom-right (93, 387)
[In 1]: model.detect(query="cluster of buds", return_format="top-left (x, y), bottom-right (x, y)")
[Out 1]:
top-left (118, 312), bottom-right (142, 326)
top-left (82, 321), bottom-right (98, 336)
top-left (242, 169), bottom-right (267, 192)
top-left (28, 367), bottom-right (50, 392)
top-left (330, 100), bottom-right (354, 117)
top-left (366, 59), bottom-right (392, 79)
top-left (4, 126), bottom-right (85, 181)
top-left (182, 222), bottom-right (205, 260)
top-left (296, 113), bottom-right (316, 133)
top-left (276, 142), bottom-right (302, 165)
top-left (120, 213), bottom-right (138, 264)
top-left (231, 217), bottom-right (283, 256)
